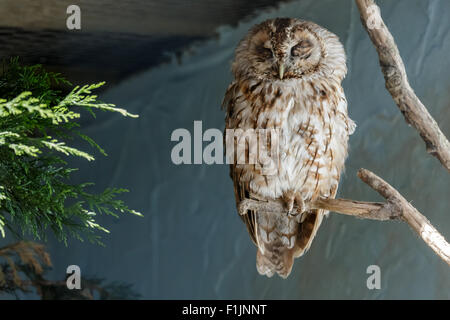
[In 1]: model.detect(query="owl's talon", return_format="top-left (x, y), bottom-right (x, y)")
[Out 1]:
top-left (238, 199), bottom-right (253, 215)
top-left (290, 194), bottom-right (305, 218)
top-left (287, 202), bottom-right (294, 214)
top-left (288, 211), bottom-right (300, 217)
top-left (283, 190), bottom-right (295, 215)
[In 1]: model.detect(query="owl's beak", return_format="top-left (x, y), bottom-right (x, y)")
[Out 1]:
top-left (278, 64), bottom-right (285, 80)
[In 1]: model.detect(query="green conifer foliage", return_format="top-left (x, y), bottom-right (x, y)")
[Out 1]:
top-left (0, 58), bottom-right (142, 245)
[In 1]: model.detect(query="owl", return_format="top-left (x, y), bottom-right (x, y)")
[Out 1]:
top-left (222, 18), bottom-right (355, 278)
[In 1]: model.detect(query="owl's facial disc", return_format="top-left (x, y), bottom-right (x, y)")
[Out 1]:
top-left (232, 18), bottom-right (346, 83)
top-left (247, 26), bottom-right (322, 80)
top-left (232, 19), bottom-right (331, 81)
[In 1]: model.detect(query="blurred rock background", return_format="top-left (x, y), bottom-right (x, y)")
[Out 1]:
top-left (0, 0), bottom-right (285, 86)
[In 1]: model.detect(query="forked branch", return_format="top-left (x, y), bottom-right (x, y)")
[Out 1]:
top-left (357, 169), bottom-right (450, 265)
top-left (239, 169), bottom-right (450, 266)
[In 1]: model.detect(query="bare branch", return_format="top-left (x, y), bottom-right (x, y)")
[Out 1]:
top-left (312, 197), bottom-right (396, 221)
top-left (357, 168), bottom-right (450, 265)
top-left (355, 0), bottom-right (450, 172)
top-left (239, 197), bottom-right (395, 221)
top-left (238, 168), bottom-right (450, 266)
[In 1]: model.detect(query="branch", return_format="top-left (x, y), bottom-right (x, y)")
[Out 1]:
top-left (355, 0), bottom-right (450, 172)
top-left (239, 197), bottom-right (395, 221)
top-left (239, 168), bottom-right (450, 266)
top-left (357, 169), bottom-right (450, 265)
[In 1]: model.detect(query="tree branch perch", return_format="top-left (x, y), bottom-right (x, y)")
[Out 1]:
top-left (240, 168), bottom-right (450, 266)
top-left (358, 169), bottom-right (450, 265)
top-left (355, 0), bottom-right (450, 172)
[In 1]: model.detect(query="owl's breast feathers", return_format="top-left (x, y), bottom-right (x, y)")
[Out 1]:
top-left (224, 77), bottom-right (355, 278)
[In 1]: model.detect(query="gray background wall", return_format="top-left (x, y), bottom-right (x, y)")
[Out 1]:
top-left (3, 0), bottom-right (450, 299)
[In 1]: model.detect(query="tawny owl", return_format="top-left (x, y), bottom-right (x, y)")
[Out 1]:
top-left (222, 18), bottom-right (355, 278)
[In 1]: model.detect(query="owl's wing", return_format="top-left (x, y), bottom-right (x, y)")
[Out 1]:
top-left (291, 89), bottom-right (354, 259)
top-left (230, 165), bottom-right (258, 245)
top-left (222, 82), bottom-right (258, 245)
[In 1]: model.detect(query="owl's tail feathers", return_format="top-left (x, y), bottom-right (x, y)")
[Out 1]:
top-left (256, 241), bottom-right (294, 279)
top-left (255, 209), bottom-right (324, 279)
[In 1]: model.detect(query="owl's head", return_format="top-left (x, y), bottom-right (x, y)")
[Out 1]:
top-left (232, 18), bottom-right (346, 82)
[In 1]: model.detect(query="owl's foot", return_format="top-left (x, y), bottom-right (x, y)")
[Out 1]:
top-left (288, 193), bottom-right (305, 218)
top-left (238, 198), bottom-right (287, 216)
top-left (238, 198), bottom-right (266, 215)
top-left (282, 191), bottom-right (305, 218)
top-left (237, 197), bottom-right (307, 220)
top-left (282, 190), bottom-right (295, 214)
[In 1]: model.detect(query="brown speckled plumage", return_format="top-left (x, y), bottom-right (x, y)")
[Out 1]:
top-left (223, 18), bottom-right (355, 278)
